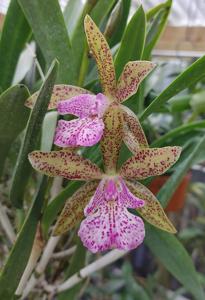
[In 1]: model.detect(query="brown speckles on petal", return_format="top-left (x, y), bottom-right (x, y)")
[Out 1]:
top-left (53, 181), bottom-right (99, 235)
top-left (100, 105), bottom-right (123, 173)
top-left (126, 180), bottom-right (176, 233)
top-left (28, 150), bottom-right (103, 180)
top-left (25, 85), bottom-right (93, 109)
top-left (120, 146), bottom-right (182, 180)
top-left (84, 15), bottom-right (116, 97)
top-left (122, 105), bottom-right (148, 152)
top-left (116, 61), bottom-right (156, 103)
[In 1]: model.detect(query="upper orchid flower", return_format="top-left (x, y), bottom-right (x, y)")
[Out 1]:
top-left (28, 104), bottom-right (181, 252)
top-left (25, 15), bottom-right (154, 151)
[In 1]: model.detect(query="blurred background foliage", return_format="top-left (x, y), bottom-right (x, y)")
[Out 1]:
top-left (0, 0), bottom-right (205, 299)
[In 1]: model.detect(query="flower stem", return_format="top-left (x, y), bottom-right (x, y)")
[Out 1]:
top-left (56, 249), bottom-right (128, 293)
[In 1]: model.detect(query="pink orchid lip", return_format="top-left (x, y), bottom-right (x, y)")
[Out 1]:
top-left (54, 93), bottom-right (110, 147)
top-left (78, 176), bottom-right (145, 253)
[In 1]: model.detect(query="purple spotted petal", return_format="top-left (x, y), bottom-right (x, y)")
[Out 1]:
top-left (78, 201), bottom-right (145, 253)
top-left (54, 117), bottom-right (104, 147)
top-left (84, 177), bottom-right (144, 216)
top-left (57, 93), bottom-right (109, 118)
top-left (118, 178), bottom-right (145, 208)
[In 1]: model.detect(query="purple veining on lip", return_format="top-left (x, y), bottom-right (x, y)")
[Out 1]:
top-left (78, 177), bottom-right (145, 253)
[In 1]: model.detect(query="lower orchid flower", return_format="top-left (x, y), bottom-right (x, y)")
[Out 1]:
top-left (28, 112), bottom-right (181, 253)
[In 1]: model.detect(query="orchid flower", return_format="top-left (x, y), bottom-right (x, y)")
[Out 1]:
top-left (28, 103), bottom-right (181, 252)
top-left (25, 15), bottom-right (154, 151)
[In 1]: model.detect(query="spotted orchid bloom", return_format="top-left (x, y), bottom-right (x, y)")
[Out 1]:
top-left (25, 15), bottom-right (155, 152)
top-left (28, 103), bottom-right (181, 252)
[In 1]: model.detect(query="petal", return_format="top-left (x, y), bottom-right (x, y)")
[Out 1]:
top-left (57, 93), bottom-right (108, 118)
top-left (122, 106), bottom-right (148, 152)
top-left (125, 180), bottom-right (176, 233)
top-left (116, 61), bottom-right (156, 103)
top-left (114, 208), bottom-right (145, 251)
top-left (54, 117), bottom-right (105, 147)
top-left (84, 15), bottom-right (116, 97)
top-left (78, 202), bottom-right (145, 253)
top-left (28, 150), bottom-right (102, 180)
top-left (84, 179), bottom-right (105, 216)
top-left (77, 117), bottom-right (105, 146)
top-left (100, 105), bottom-right (123, 173)
top-left (25, 85), bottom-right (92, 109)
top-left (53, 181), bottom-right (99, 235)
top-left (120, 147), bottom-right (182, 180)
top-left (118, 178), bottom-right (145, 208)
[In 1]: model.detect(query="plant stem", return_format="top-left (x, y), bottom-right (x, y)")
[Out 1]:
top-left (55, 249), bottom-right (128, 293)
top-left (52, 246), bottom-right (76, 259)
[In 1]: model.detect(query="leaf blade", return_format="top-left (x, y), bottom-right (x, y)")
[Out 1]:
top-left (18, 0), bottom-right (75, 83)
top-left (10, 60), bottom-right (58, 208)
top-left (0, 0), bottom-right (31, 91)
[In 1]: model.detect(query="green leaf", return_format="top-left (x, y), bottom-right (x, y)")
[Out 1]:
top-left (145, 225), bottom-right (205, 300)
top-left (58, 239), bottom-right (86, 300)
top-left (140, 55), bottom-right (205, 121)
top-left (157, 135), bottom-right (205, 208)
top-left (0, 177), bottom-right (48, 300)
top-left (42, 181), bottom-right (83, 236)
top-left (18, 0), bottom-right (75, 83)
top-left (0, 85), bottom-right (30, 177)
top-left (143, 0), bottom-right (172, 59)
top-left (115, 5), bottom-right (146, 78)
top-left (152, 120), bottom-right (205, 147)
top-left (109, 0), bottom-right (131, 47)
top-left (63, 0), bottom-right (84, 37)
top-left (0, 0), bottom-right (31, 91)
top-left (146, 0), bottom-right (172, 21)
top-left (10, 60), bottom-right (58, 208)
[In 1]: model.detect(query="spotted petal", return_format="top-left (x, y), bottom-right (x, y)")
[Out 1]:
top-left (57, 93), bottom-right (108, 118)
top-left (116, 61), bottom-right (156, 103)
top-left (78, 201), bottom-right (145, 253)
top-left (100, 105), bottom-right (123, 173)
top-left (125, 180), bottom-right (176, 233)
top-left (122, 106), bottom-right (148, 152)
top-left (84, 15), bottom-right (116, 97)
top-left (120, 147), bottom-right (182, 180)
top-left (54, 118), bottom-right (105, 147)
top-left (28, 150), bottom-right (102, 180)
top-left (85, 178), bottom-right (144, 216)
top-left (53, 181), bottom-right (99, 235)
top-left (25, 85), bottom-right (92, 109)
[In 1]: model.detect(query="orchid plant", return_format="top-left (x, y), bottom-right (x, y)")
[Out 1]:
top-left (28, 16), bottom-right (181, 253)
top-left (1, 1), bottom-right (205, 299)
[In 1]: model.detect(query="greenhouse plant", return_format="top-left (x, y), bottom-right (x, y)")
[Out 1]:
top-left (0, 0), bottom-right (205, 299)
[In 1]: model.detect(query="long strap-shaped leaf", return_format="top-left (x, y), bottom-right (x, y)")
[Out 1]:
top-left (115, 5), bottom-right (146, 78)
top-left (145, 136), bottom-right (205, 300)
top-left (145, 225), bottom-right (205, 300)
top-left (0, 85), bottom-right (30, 177)
top-left (0, 0), bottom-right (31, 91)
top-left (10, 60), bottom-right (58, 208)
top-left (18, 0), bottom-right (75, 84)
top-left (140, 55), bottom-right (205, 121)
